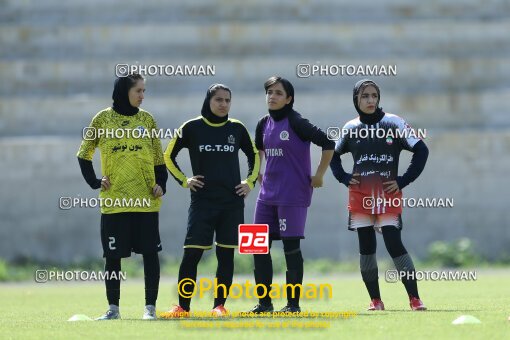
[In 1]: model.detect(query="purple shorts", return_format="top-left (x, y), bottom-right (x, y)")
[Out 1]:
top-left (254, 201), bottom-right (308, 240)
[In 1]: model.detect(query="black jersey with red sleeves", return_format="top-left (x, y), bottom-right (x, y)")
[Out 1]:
top-left (334, 113), bottom-right (421, 214)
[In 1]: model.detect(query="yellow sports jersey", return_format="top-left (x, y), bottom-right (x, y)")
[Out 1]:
top-left (77, 107), bottom-right (165, 214)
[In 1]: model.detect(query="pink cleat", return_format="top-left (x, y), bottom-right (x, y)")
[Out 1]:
top-left (368, 298), bottom-right (385, 311)
top-left (409, 296), bottom-right (427, 311)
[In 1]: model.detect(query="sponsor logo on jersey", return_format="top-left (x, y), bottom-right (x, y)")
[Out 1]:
top-left (386, 136), bottom-right (393, 145)
top-left (280, 130), bottom-right (289, 141)
top-left (228, 135), bottom-right (235, 144)
top-left (199, 144), bottom-right (235, 152)
top-left (265, 148), bottom-right (283, 157)
top-left (121, 120), bottom-right (130, 127)
top-left (111, 144), bottom-right (143, 153)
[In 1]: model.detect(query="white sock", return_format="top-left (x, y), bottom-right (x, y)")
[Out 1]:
top-left (109, 304), bottom-right (119, 312)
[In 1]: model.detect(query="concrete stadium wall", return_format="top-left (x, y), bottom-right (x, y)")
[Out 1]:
top-left (1, 129), bottom-right (508, 262)
top-left (0, 0), bottom-right (509, 262)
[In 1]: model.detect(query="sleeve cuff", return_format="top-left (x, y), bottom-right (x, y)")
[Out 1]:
top-left (396, 176), bottom-right (409, 190)
top-left (340, 173), bottom-right (352, 187)
top-left (156, 182), bottom-right (167, 195)
top-left (91, 178), bottom-right (102, 190)
top-left (321, 141), bottom-right (336, 151)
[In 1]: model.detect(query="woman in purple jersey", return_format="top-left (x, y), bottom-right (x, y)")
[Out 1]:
top-left (249, 76), bottom-right (334, 313)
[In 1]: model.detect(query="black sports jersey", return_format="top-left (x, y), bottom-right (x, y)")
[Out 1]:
top-left (164, 116), bottom-right (259, 208)
top-left (332, 112), bottom-right (423, 214)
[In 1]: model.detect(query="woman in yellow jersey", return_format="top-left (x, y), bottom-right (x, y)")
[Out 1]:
top-left (77, 73), bottom-right (167, 320)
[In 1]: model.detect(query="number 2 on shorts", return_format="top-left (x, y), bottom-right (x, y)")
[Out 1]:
top-left (109, 236), bottom-right (116, 250)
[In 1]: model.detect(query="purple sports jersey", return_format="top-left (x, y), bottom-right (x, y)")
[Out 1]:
top-left (257, 116), bottom-right (312, 207)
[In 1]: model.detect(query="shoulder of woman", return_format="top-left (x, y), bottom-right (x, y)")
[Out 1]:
top-left (288, 110), bottom-right (311, 128)
top-left (382, 112), bottom-right (403, 121)
top-left (288, 109), bottom-right (303, 120)
top-left (258, 114), bottom-right (270, 122)
top-left (97, 107), bottom-right (113, 117)
top-left (137, 108), bottom-right (153, 117)
top-left (89, 108), bottom-right (112, 124)
top-left (228, 118), bottom-right (246, 126)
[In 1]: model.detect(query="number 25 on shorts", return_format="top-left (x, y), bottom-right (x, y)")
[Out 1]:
top-left (279, 219), bottom-right (287, 231)
top-left (238, 224), bottom-right (269, 254)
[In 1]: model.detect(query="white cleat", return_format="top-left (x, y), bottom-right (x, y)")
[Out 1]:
top-left (95, 309), bottom-right (121, 320)
top-left (142, 305), bottom-right (157, 320)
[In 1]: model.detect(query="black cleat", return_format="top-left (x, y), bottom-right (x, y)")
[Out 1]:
top-left (248, 303), bottom-right (274, 314)
top-left (279, 304), bottom-right (301, 313)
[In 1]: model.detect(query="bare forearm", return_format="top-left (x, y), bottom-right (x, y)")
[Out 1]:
top-left (314, 150), bottom-right (334, 177)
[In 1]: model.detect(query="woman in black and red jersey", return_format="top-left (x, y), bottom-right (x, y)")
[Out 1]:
top-left (330, 79), bottom-right (429, 311)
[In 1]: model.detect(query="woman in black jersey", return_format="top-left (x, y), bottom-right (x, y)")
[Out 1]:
top-left (161, 84), bottom-right (259, 317)
top-left (330, 79), bottom-right (429, 311)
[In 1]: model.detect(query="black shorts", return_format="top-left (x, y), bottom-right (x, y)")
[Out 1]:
top-left (184, 203), bottom-right (244, 249)
top-left (100, 212), bottom-right (162, 258)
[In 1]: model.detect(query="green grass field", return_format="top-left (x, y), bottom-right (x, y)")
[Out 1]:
top-left (1, 271), bottom-right (509, 339)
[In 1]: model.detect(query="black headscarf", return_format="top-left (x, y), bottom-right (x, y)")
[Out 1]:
top-left (201, 83), bottom-right (231, 124)
top-left (353, 79), bottom-right (384, 125)
top-left (112, 76), bottom-right (139, 116)
top-left (266, 76), bottom-right (294, 121)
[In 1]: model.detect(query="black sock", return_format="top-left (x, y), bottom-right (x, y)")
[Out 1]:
top-left (393, 254), bottom-right (420, 299)
top-left (105, 257), bottom-right (121, 306)
top-left (214, 246), bottom-right (234, 308)
top-left (363, 279), bottom-right (381, 300)
top-left (360, 253), bottom-right (381, 299)
top-left (402, 275), bottom-right (419, 298)
top-left (253, 240), bottom-right (273, 306)
top-left (143, 252), bottom-right (160, 306)
top-left (283, 239), bottom-right (303, 307)
top-left (357, 228), bottom-right (381, 300)
top-left (177, 248), bottom-right (203, 311)
top-left (381, 226), bottom-right (420, 299)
